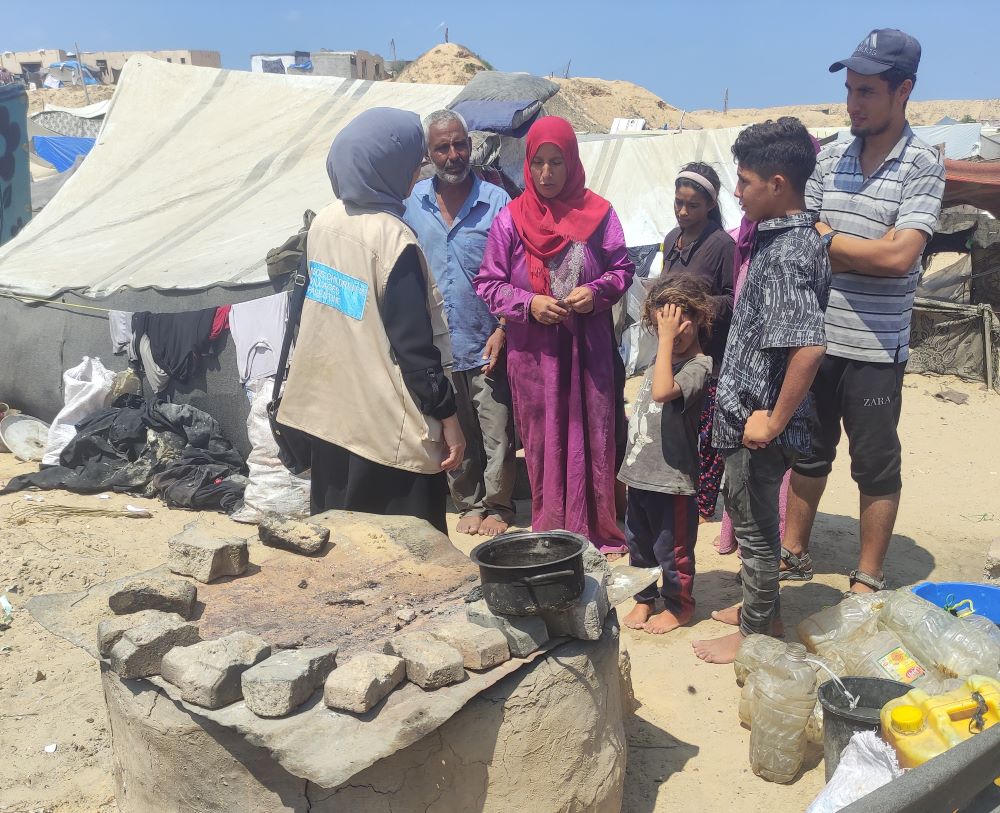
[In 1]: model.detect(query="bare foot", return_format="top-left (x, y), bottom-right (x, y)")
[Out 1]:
top-left (643, 608), bottom-right (693, 634)
top-left (605, 551), bottom-right (628, 562)
top-left (712, 535), bottom-right (721, 550)
top-left (710, 603), bottom-right (784, 636)
top-left (699, 515), bottom-right (710, 525)
top-left (478, 515), bottom-right (509, 536)
top-left (456, 514), bottom-right (483, 535)
top-left (693, 631), bottom-right (746, 664)
top-left (710, 604), bottom-right (742, 625)
top-left (623, 602), bottom-right (654, 630)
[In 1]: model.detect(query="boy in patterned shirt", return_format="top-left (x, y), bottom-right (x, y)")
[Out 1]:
top-left (693, 118), bottom-right (831, 664)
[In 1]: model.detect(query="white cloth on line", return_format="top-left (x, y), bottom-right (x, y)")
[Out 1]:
top-left (229, 292), bottom-right (290, 383)
top-left (109, 310), bottom-right (134, 356)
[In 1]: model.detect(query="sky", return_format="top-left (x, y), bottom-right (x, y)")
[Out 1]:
top-left (4, 0), bottom-right (996, 110)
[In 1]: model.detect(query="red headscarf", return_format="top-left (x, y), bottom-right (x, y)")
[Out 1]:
top-left (510, 117), bottom-right (611, 295)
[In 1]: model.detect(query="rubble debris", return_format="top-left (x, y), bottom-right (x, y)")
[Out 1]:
top-left (167, 524), bottom-right (249, 583)
top-left (396, 608), bottom-right (417, 623)
top-left (429, 621), bottom-right (510, 670)
top-left (160, 632), bottom-right (271, 709)
top-left (258, 514), bottom-right (330, 555)
top-left (541, 574), bottom-right (609, 641)
top-left (242, 645), bottom-right (339, 718)
top-left (109, 617), bottom-right (201, 679)
top-left (466, 599), bottom-right (549, 657)
top-left (108, 575), bottom-right (197, 618)
top-left (98, 610), bottom-right (186, 657)
top-left (323, 652), bottom-right (406, 713)
top-left (383, 631), bottom-right (465, 689)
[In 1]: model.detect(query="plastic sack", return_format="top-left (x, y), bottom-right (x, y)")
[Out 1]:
top-left (805, 731), bottom-right (904, 813)
top-left (42, 357), bottom-right (115, 465)
top-left (230, 378), bottom-right (310, 524)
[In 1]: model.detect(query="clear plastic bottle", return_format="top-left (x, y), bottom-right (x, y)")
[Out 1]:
top-left (841, 629), bottom-right (944, 693)
top-left (749, 643), bottom-right (817, 783)
top-left (879, 591), bottom-right (1000, 680)
top-left (735, 634), bottom-right (788, 686)
top-left (796, 592), bottom-right (885, 653)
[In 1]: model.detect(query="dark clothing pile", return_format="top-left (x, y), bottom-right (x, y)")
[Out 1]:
top-left (132, 308), bottom-right (219, 383)
top-left (1, 401), bottom-right (247, 512)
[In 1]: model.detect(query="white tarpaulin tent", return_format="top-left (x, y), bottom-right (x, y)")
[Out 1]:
top-left (0, 57), bottom-right (462, 442)
top-left (0, 57), bottom-right (461, 298)
top-left (577, 129), bottom-right (747, 372)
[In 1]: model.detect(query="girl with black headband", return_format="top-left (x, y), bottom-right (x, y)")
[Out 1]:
top-left (660, 162), bottom-right (736, 524)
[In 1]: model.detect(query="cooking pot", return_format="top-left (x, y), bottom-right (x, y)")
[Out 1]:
top-left (469, 530), bottom-right (588, 616)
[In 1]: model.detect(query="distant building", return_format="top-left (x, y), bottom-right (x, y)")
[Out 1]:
top-left (250, 49), bottom-right (385, 81)
top-left (0, 49), bottom-right (221, 83)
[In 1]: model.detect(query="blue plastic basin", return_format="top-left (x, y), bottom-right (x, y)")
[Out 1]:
top-left (911, 581), bottom-right (1000, 624)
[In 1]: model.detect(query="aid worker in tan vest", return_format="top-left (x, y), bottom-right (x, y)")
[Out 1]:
top-left (279, 107), bottom-right (465, 534)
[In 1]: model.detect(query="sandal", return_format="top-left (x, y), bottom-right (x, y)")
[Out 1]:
top-left (848, 569), bottom-right (887, 592)
top-left (778, 547), bottom-right (814, 582)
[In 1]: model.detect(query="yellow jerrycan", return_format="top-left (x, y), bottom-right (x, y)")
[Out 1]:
top-left (880, 675), bottom-right (1000, 785)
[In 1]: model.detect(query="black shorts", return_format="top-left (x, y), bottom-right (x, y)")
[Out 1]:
top-left (792, 354), bottom-right (906, 497)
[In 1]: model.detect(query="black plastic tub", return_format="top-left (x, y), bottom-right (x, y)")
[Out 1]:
top-left (469, 531), bottom-right (588, 616)
top-left (818, 676), bottom-right (912, 780)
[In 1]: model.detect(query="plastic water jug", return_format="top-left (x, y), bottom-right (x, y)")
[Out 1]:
top-left (842, 629), bottom-right (946, 693)
top-left (749, 643), bottom-right (817, 783)
top-left (797, 592), bottom-right (884, 653)
top-left (881, 675), bottom-right (1000, 783)
top-left (737, 638), bottom-right (835, 745)
top-left (735, 634), bottom-right (788, 686)
top-left (880, 590), bottom-right (1000, 680)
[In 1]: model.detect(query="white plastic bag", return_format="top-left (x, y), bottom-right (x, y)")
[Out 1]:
top-left (42, 357), bottom-right (116, 465)
top-left (805, 731), bottom-right (904, 813)
top-left (230, 378), bottom-right (311, 523)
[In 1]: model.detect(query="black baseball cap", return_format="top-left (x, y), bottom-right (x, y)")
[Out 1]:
top-left (829, 29), bottom-right (921, 75)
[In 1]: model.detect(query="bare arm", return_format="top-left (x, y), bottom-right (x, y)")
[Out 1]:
top-left (743, 345), bottom-right (826, 448)
top-left (650, 305), bottom-right (689, 403)
top-left (817, 222), bottom-right (928, 278)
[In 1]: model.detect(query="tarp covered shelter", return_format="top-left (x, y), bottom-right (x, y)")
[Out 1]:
top-left (943, 159), bottom-right (1000, 216)
top-left (0, 57), bottom-right (463, 447)
top-left (31, 135), bottom-right (95, 172)
top-left (46, 60), bottom-right (102, 86)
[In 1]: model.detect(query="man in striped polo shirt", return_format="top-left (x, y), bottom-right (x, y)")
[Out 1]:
top-left (782, 29), bottom-right (945, 594)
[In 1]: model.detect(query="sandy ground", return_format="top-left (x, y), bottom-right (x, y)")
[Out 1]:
top-left (689, 98), bottom-right (1000, 130)
top-left (0, 372), bottom-right (997, 812)
top-left (26, 86), bottom-right (116, 117)
top-left (393, 43), bottom-right (491, 84)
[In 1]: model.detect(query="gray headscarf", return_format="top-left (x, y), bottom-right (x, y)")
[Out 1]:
top-left (326, 107), bottom-right (425, 218)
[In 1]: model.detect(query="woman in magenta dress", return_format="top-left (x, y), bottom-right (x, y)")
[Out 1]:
top-left (475, 117), bottom-right (634, 554)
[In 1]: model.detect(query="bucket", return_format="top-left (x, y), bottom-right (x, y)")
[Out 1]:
top-left (912, 581), bottom-right (1000, 625)
top-left (818, 676), bottom-right (911, 780)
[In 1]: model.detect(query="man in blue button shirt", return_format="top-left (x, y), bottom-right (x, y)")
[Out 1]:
top-left (404, 110), bottom-right (515, 536)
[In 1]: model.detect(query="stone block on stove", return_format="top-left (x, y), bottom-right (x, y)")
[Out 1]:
top-left (242, 645), bottom-right (339, 718)
top-left (97, 610), bottom-right (185, 657)
top-left (323, 652), bottom-right (406, 713)
top-left (160, 632), bottom-right (271, 709)
top-left (109, 616), bottom-right (201, 679)
top-left (540, 574), bottom-right (609, 641)
top-left (382, 631), bottom-right (465, 689)
top-left (258, 514), bottom-right (330, 555)
top-left (465, 600), bottom-right (549, 657)
top-left (167, 524), bottom-right (249, 583)
top-left (108, 575), bottom-right (197, 618)
top-left (429, 621), bottom-right (510, 670)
